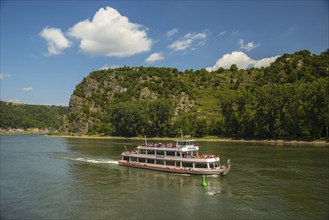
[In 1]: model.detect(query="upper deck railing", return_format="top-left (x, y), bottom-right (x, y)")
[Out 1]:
top-left (176, 139), bottom-right (196, 148)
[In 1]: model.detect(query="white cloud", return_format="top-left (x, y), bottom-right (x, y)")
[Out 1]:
top-left (207, 51), bottom-right (254, 70)
top-left (219, 31), bottom-right (226, 36)
top-left (8, 99), bottom-right (21, 103)
top-left (145, 52), bottom-right (164, 63)
top-left (39, 27), bottom-right (72, 55)
top-left (239, 39), bottom-right (260, 51)
top-left (22, 87), bottom-right (33, 92)
top-left (99, 64), bottom-right (120, 70)
top-left (283, 27), bottom-right (298, 36)
top-left (166, 28), bottom-right (178, 38)
top-left (253, 56), bottom-right (280, 68)
top-left (168, 32), bottom-right (207, 51)
top-left (0, 73), bottom-right (11, 80)
top-left (68, 7), bottom-right (152, 57)
top-left (206, 51), bottom-right (279, 71)
top-left (169, 38), bottom-right (193, 51)
top-left (187, 32), bottom-right (207, 40)
top-left (197, 41), bottom-right (206, 46)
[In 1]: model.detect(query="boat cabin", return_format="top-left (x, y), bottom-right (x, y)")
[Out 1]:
top-left (136, 139), bottom-right (200, 157)
top-left (119, 139), bottom-right (231, 175)
top-left (176, 140), bottom-right (196, 148)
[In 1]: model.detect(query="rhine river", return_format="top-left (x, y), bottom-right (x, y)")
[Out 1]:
top-left (1, 134), bottom-right (328, 220)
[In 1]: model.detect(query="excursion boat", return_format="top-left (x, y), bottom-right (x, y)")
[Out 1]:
top-left (119, 139), bottom-right (231, 176)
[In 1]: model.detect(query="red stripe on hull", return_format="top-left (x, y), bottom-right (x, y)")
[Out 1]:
top-left (118, 160), bottom-right (230, 175)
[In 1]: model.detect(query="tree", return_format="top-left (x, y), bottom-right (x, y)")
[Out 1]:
top-left (230, 64), bottom-right (238, 72)
top-left (146, 99), bottom-right (175, 137)
top-left (220, 96), bottom-right (239, 137)
top-left (216, 67), bottom-right (225, 73)
top-left (193, 119), bottom-right (208, 137)
top-left (89, 123), bottom-right (114, 135)
top-left (110, 102), bottom-right (145, 137)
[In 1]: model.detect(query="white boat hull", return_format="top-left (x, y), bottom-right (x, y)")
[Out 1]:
top-left (118, 160), bottom-right (231, 176)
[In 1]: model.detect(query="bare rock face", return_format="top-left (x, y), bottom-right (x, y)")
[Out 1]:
top-left (140, 87), bottom-right (158, 100)
top-left (174, 92), bottom-right (195, 116)
top-left (61, 67), bottom-right (200, 134)
top-left (62, 95), bottom-right (91, 133)
top-left (62, 80), bottom-right (104, 133)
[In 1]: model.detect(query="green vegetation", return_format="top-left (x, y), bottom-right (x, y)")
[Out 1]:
top-left (219, 79), bottom-right (329, 139)
top-left (63, 49), bottom-right (329, 140)
top-left (0, 101), bottom-right (68, 129)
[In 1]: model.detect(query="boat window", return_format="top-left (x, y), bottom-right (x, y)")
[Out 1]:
top-left (166, 161), bottom-right (175, 166)
top-left (147, 150), bottom-right (155, 155)
top-left (139, 158), bottom-right (146, 163)
top-left (195, 163), bottom-right (208, 169)
top-left (212, 162), bottom-right (220, 168)
top-left (182, 162), bottom-right (193, 168)
top-left (166, 151), bottom-right (175, 156)
top-left (156, 160), bottom-right (165, 165)
top-left (123, 157), bottom-right (129, 161)
top-left (130, 157), bottom-right (137, 162)
top-left (157, 151), bottom-right (165, 155)
top-left (148, 159), bottom-right (154, 164)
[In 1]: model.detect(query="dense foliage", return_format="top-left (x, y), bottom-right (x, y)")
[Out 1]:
top-left (220, 79), bottom-right (329, 139)
top-left (0, 101), bottom-right (68, 129)
top-left (64, 49), bottom-right (329, 140)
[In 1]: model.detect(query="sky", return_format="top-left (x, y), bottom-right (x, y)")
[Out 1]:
top-left (0, 0), bottom-right (328, 106)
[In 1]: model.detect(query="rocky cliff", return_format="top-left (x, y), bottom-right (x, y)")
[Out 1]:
top-left (61, 49), bottom-right (329, 139)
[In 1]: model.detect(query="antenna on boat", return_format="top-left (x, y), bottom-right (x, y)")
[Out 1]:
top-left (180, 128), bottom-right (183, 139)
top-left (144, 135), bottom-right (147, 145)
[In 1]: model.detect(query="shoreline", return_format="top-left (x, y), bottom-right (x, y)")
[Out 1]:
top-left (46, 134), bottom-right (329, 145)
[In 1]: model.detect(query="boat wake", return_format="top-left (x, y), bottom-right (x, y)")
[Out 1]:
top-left (174, 173), bottom-right (192, 177)
top-left (209, 174), bottom-right (220, 178)
top-left (62, 156), bottom-right (119, 165)
top-left (205, 190), bottom-right (222, 196)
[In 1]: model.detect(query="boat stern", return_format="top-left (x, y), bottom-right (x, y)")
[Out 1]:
top-left (220, 159), bottom-right (231, 176)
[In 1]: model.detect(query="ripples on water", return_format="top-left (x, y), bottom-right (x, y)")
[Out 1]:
top-left (1, 135), bottom-right (328, 220)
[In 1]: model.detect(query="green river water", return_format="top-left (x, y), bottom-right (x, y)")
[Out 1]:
top-left (1, 135), bottom-right (328, 219)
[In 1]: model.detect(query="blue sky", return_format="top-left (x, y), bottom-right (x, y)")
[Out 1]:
top-left (1, 1), bottom-right (328, 106)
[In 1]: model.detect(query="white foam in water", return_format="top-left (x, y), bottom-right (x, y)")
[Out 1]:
top-left (62, 156), bottom-right (119, 165)
top-left (206, 190), bottom-right (221, 196)
top-left (209, 174), bottom-right (220, 178)
top-left (77, 158), bottom-right (119, 164)
top-left (175, 173), bottom-right (192, 177)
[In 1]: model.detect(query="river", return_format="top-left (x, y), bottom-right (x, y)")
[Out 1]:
top-left (1, 135), bottom-right (328, 219)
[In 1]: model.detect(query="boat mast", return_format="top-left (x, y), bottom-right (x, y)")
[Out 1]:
top-left (144, 135), bottom-right (147, 145)
top-left (180, 128), bottom-right (183, 139)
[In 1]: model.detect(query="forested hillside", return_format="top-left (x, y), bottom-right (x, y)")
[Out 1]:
top-left (62, 49), bottom-right (329, 140)
top-left (0, 101), bottom-right (68, 129)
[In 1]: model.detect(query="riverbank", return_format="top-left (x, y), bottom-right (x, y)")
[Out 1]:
top-left (0, 131), bottom-right (47, 135)
top-left (46, 133), bottom-right (328, 145)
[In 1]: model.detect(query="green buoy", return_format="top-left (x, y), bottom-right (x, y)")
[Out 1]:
top-left (201, 174), bottom-right (207, 186)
